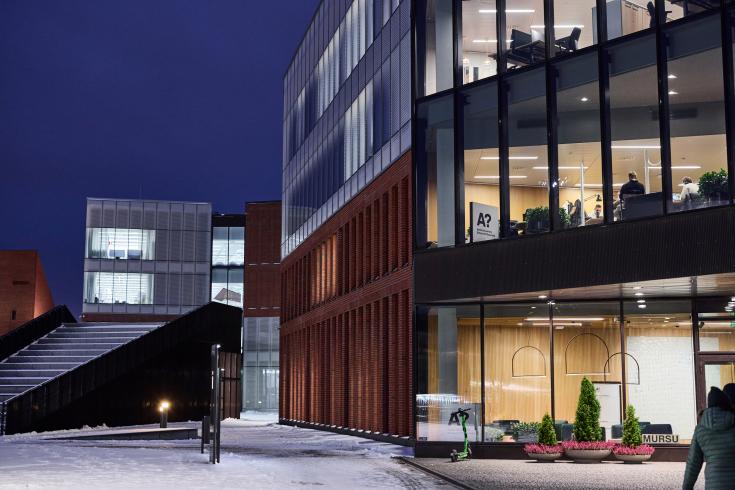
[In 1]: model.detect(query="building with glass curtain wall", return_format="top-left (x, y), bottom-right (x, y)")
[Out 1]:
top-left (413, 0), bottom-right (735, 460)
top-left (82, 198), bottom-right (212, 321)
top-left (211, 214), bottom-right (245, 309)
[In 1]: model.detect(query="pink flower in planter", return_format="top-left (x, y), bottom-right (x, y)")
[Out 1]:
top-left (561, 440), bottom-right (617, 451)
top-left (524, 443), bottom-right (563, 454)
top-left (612, 444), bottom-right (655, 456)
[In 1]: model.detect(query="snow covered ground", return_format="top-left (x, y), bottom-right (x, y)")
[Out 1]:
top-left (0, 418), bottom-right (449, 489)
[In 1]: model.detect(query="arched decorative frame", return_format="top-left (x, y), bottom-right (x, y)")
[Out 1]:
top-left (511, 345), bottom-right (547, 378)
top-left (603, 352), bottom-right (641, 385)
top-left (564, 332), bottom-right (611, 376)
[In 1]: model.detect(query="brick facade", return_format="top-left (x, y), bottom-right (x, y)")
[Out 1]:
top-left (280, 152), bottom-right (413, 437)
top-left (244, 201), bottom-right (281, 318)
top-left (0, 250), bottom-right (54, 336)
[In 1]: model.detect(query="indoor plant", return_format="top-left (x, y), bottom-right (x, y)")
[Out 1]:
top-left (525, 206), bottom-right (571, 233)
top-left (563, 377), bottom-right (612, 463)
top-left (524, 413), bottom-right (562, 462)
top-left (613, 405), bottom-right (655, 463)
top-left (511, 421), bottom-right (540, 443)
top-left (698, 168), bottom-right (729, 203)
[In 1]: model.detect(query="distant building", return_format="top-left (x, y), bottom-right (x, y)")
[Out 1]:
top-left (0, 250), bottom-right (54, 336)
top-left (82, 198), bottom-right (212, 322)
top-left (242, 201), bottom-right (281, 412)
top-left (210, 213), bottom-right (245, 309)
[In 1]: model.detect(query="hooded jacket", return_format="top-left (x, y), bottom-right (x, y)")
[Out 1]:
top-left (683, 407), bottom-right (735, 489)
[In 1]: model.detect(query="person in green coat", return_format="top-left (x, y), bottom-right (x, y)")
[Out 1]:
top-left (683, 387), bottom-right (735, 490)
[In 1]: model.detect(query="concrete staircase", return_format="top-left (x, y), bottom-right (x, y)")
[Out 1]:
top-left (0, 323), bottom-right (160, 403)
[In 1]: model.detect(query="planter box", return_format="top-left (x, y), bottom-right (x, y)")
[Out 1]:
top-left (614, 453), bottom-right (652, 464)
top-left (526, 452), bottom-right (562, 462)
top-left (565, 448), bottom-right (611, 463)
top-left (515, 431), bottom-right (538, 443)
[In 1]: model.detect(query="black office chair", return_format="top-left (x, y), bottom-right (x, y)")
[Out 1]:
top-left (643, 423), bottom-right (673, 435)
top-left (507, 29), bottom-right (534, 66)
top-left (556, 27), bottom-right (581, 52)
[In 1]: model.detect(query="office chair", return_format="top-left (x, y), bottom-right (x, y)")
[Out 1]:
top-left (507, 29), bottom-right (534, 66)
top-left (556, 27), bottom-right (581, 52)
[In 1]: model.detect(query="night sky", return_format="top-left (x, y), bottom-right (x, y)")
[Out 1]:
top-left (0, 0), bottom-right (319, 316)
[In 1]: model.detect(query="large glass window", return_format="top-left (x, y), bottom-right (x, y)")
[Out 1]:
top-left (623, 300), bottom-right (696, 443)
top-left (696, 298), bottom-right (735, 352)
top-left (417, 94), bottom-right (455, 247)
top-left (85, 228), bottom-right (155, 260)
top-left (461, 0), bottom-right (498, 84)
top-left (507, 68), bottom-right (550, 235)
top-left (484, 303), bottom-right (551, 442)
top-left (608, 34), bottom-right (663, 221)
top-left (463, 81), bottom-right (501, 243)
top-left (505, 0), bottom-right (546, 69)
top-left (228, 227), bottom-right (245, 266)
top-left (604, 0), bottom-right (659, 41)
top-left (212, 227), bottom-right (229, 266)
top-left (553, 302), bottom-right (621, 441)
top-left (666, 16), bottom-right (728, 213)
top-left (555, 53), bottom-right (604, 227)
top-left (83, 272), bottom-right (154, 305)
top-left (417, 0), bottom-right (454, 97)
top-left (552, 0), bottom-right (595, 54)
top-left (417, 305), bottom-right (482, 442)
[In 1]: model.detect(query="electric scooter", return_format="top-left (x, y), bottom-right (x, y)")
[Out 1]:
top-left (449, 407), bottom-right (472, 462)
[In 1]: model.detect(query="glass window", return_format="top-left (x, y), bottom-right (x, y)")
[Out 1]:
top-left (553, 302), bottom-right (621, 441)
top-left (211, 268), bottom-right (229, 304)
top-left (463, 81), bottom-right (501, 243)
top-left (85, 228), bottom-right (155, 260)
top-left (666, 16), bottom-right (728, 213)
top-left (212, 227), bottom-right (229, 266)
top-left (228, 269), bottom-right (244, 308)
top-left (416, 94), bottom-right (455, 247)
top-left (605, 0), bottom-right (658, 41)
top-left (505, 0), bottom-right (546, 69)
top-left (506, 68), bottom-right (550, 235)
top-left (461, 0), bottom-right (498, 85)
top-left (83, 272), bottom-right (153, 305)
top-left (552, 0), bottom-right (595, 55)
top-left (416, 305), bottom-right (481, 442)
top-left (228, 227), bottom-right (245, 266)
top-left (608, 35), bottom-right (663, 221)
top-left (484, 303), bottom-right (550, 442)
top-left (624, 300), bottom-right (695, 443)
top-left (416, 0), bottom-right (454, 97)
top-left (555, 53), bottom-right (604, 227)
top-left (696, 298), bottom-right (735, 352)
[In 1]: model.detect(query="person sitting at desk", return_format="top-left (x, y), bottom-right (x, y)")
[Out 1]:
top-left (619, 171), bottom-right (646, 200)
top-left (590, 204), bottom-right (603, 220)
top-left (680, 176), bottom-right (699, 202)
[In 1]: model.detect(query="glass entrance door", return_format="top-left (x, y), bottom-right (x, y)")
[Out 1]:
top-left (697, 357), bottom-right (735, 414)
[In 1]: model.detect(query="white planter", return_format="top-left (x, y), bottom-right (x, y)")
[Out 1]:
top-left (564, 448), bottom-right (611, 463)
top-left (526, 452), bottom-right (562, 462)
top-left (614, 453), bottom-right (652, 464)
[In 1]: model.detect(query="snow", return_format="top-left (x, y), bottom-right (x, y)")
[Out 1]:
top-left (0, 419), bottom-right (447, 489)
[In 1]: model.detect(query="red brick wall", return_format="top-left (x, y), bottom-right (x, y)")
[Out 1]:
top-left (244, 201), bottom-right (281, 318)
top-left (280, 151), bottom-right (413, 437)
top-left (0, 251), bottom-right (54, 336)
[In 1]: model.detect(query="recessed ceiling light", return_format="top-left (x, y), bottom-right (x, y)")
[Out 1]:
top-left (580, 97), bottom-right (589, 102)
top-left (637, 299), bottom-right (646, 303)
top-left (635, 292), bottom-right (644, 297)
top-left (668, 74), bottom-right (677, 79)
top-left (638, 304), bottom-right (647, 309)
top-left (538, 295), bottom-right (548, 299)
top-left (668, 90), bottom-right (678, 95)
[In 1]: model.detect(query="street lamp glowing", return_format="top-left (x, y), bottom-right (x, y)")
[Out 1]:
top-left (159, 400), bottom-right (170, 428)
top-left (159, 401), bottom-right (171, 413)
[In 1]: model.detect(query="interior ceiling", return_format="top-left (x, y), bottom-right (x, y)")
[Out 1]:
top-left (442, 271), bottom-right (735, 303)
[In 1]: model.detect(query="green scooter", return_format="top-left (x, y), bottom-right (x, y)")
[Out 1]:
top-left (449, 407), bottom-right (472, 463)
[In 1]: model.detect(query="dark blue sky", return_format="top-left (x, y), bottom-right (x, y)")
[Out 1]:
top-left (0, 0), bottom-right (319, 316)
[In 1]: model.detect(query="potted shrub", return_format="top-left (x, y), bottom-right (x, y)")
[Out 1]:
top-left (485, 427), bottom-right (504, 442)
top-left (613, 405), bottom-right (655, 463)
top-left (524, 413), bottom-right (563, 462)
top-left (698, 169), bottom-right (729, 203)
top-left (511, 421), bottom-right (540, 443)
top-left (563, 377), bottom-right (612, 463)
top-left (525, 207), bottom-right (572, 234)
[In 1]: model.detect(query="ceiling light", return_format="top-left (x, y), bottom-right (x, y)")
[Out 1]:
top-left (668, 90), bottom-right (678, 95)
top-left (481, 156), bottom-right (538, 160)
top-left (479, 9), bottom-right (535, 13)
top-left (638, 304), bottom-right (647, 309)
top-left (635, 292), bottom-right (644, 297)
top-left (580, 97), bottom-right (589, 102)
top-left (668, 74), bottom-right (677, 79)
top-left (538, 295), bottom-right (548, 299)
top-left (637, 299), bottom-right (646, 303)
top-left (633, 286), bottom-right (642, 290)
top-left (611, 145), bottom-right (661, 149)
top-left (474, 175), bottom-right (527, 179)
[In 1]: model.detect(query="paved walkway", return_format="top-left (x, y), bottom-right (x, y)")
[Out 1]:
top-left (409, 458), bottom-right (703, 490)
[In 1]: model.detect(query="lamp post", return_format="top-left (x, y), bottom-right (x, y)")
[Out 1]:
top-left (159, 400), bottom-right (170, 428)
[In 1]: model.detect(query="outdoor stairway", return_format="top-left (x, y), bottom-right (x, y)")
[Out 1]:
top-left (0, 322), bottom-right (160, 403)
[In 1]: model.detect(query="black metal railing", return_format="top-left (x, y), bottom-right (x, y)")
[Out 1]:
top-left (0, 305), bottom-right (76, 362)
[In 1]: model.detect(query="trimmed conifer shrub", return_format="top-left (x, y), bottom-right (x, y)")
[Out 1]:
top-left (573, 377), bottom-right (602, 442)
top-left (537, 413), bottom-right (558, 446)
top-left (621, 405), bottom-right (642, 447)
